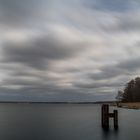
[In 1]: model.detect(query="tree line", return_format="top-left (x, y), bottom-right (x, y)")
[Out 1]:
top-left (116, 77), bottom-right (140, 102)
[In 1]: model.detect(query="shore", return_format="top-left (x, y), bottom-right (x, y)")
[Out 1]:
top-left (116, 102), bottom-right (140, 109)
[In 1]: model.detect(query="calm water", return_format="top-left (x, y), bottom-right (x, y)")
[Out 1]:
top-left (0, 104), bottom-right (140, 140)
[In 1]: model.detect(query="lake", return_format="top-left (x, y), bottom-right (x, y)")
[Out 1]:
top-left (0, 103), bottom-right (140, 140)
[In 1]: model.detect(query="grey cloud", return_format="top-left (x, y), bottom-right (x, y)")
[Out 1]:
top-left (91, 16), bottom-right (140, 33)
top-left (89, 66), bottom-right (122, 80)
top-left (74, 56), bottom-right (140, 90)
top-left (118, 57), bottom-right (140, 71)
top-left (2, 35), bottom-right (84, 69)
top-left (0, 0), bottom-right (48, 28)
top-left (62, 2), bottom-right (140, 34)
top-left (110, 17), bottom-right (140, 32)
top-left (85, 0), bottom-right (140, 12)
top-left (2, 77), bottom-right (42, 87)
top-left (89, 57), bottom-right (140, 81)
top-left (74, 79), bottom-right (124, 89)
top-left (74, 83), bottom-right (117, 89)
top-left (119, 19), bottom-right (140, 31)
top-left (0, 85), bottom-right (101, 102)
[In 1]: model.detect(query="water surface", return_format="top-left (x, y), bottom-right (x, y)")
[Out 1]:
top-left (0, 104), bottom-right (139, 140)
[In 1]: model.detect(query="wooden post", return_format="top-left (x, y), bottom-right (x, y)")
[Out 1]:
top-left (101, 104), bottom-right (118, 129)
top-left (102, 104), bottom-right (109, 129)
top-left (114, 110), bottom-right (118, 129)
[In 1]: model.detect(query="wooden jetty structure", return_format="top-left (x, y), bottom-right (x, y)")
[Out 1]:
top-left (101, 104), bottom-right (118, 129)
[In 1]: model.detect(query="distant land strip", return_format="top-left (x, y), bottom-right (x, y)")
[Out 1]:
top-left (0, 101), bottom-right (116, 104)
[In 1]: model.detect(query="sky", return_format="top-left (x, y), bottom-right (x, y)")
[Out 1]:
top-left (0, 0), bottom-right (140, 102)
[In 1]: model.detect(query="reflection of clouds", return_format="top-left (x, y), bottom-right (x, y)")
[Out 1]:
top-left (0, 0), bottom-right (140, 101)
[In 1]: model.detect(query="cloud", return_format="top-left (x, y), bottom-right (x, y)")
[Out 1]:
top-left (0, 0), bottom-right (49, 29)
top-left (73, 55), bottom-right (140, 91)
top-left (0, 0), bottom-right (140, 101)
top-left (118, 57), bottom-right (140, 72)
top-left (2, 33), bottom-right (86, 69)
top-left (85, 0), bottom-right (140, 12)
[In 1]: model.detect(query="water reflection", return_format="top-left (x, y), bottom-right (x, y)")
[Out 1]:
top-left (102, 127), bottom-right (119, 140)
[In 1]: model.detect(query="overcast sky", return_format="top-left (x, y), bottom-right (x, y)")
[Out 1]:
top-left (0, 0), bottom-right (140, 102)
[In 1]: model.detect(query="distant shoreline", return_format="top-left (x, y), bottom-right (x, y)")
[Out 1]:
top-left (0, 101), bottom-right (115, 104)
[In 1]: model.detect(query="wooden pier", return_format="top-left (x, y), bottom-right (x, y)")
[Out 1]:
top-left (101, 104), bottom-right (118, 129)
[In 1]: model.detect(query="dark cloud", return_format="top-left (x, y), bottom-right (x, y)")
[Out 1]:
top-left (2, 35), bottom-right (84, 69)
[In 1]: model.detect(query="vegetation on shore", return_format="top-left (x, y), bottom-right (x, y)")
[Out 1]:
top-left (116, 77), bottom-right (140, 109)
top-left (116, 77), bottom-right (140, 102)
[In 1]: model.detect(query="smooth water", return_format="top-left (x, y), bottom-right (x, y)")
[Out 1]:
top-left (0, 104), bottom-right (140, 140)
